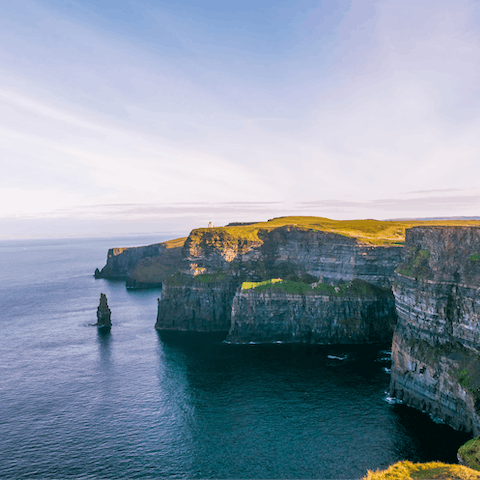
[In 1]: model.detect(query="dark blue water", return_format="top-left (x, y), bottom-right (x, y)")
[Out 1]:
top-left (0, 236), bottom-right (471, 479)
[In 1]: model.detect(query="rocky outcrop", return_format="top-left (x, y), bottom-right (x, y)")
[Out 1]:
top-left (96, 293), bottom-right (111, 328)
top-left (390, 226), bottom-right (480, 435)
top-left (227, 280), bottom-right (396, 344)
top-left (156, 224), bottom-right (402, 333)
top-left (125, 245), bottom-right (183, 288)
top-left (155, 275), bottom-right (238, 332)
top-left (95, 243), bottom-right (166, 279)
top-left (184, 226), bottom-right (402, 287)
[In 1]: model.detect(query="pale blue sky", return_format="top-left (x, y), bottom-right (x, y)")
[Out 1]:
top-left (1, 0), bottom-right (480, 237)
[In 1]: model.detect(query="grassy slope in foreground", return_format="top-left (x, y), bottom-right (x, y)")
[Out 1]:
top-left (459, 438), bottom-right (480, 471)
top-left (363, 461), bottom-right (480, 480)
top-left (188, 217), bottom-right (480, 246)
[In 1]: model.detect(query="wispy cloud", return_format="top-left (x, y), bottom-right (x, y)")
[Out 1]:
top-left (1, 0), bottom-right (480, 236)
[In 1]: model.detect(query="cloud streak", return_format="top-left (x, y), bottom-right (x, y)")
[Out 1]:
top-left (1, 0), bottom-right (480, 236)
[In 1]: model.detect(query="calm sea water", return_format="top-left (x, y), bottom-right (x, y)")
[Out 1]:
top-left (0, 236), bottom-right (471, 479)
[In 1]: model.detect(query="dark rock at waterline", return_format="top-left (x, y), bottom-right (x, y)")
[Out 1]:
top-left (96, 293), bottom-right (111, 328)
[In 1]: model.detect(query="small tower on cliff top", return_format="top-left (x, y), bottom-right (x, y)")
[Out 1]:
top-left (96, 293), bottom-right (112, 328)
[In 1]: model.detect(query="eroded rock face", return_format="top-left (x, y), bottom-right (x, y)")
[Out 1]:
top-left (183, 226), bottom-right (402, 287)
top-left (226, 286), bottom-right (396, 344)
top-left (95, 244), bottom-right (166, 279)
top-left (156, 226), bottom-right (403, 334)
top-left (390, 226), bottom-right (480, 434)
top-left (155, 280), bottom-right (238, 332)
top-left (96, 293), bottom-right (112, 327)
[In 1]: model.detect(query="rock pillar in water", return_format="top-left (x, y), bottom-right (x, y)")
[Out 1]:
top-left (96, 293), bottom-right (112, 327)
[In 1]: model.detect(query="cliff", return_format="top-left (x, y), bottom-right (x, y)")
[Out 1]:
top-left (182, 220), bottom-right (404, 286)
top-left (155, 274), bottom-right (238, 332)
top-left (227, 279), bottom-right (396, 344)
top-left (156, 217), bottom-right (405, 333)
top-left (95, 237), bottom-right (187, 287)
top-left (95, 243), bottom-right (166, 279)
top-left (390, 226), bottom-right (480, 435)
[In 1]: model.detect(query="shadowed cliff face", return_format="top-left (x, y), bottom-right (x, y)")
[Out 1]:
top-left (390, 227), bottom-right (480, 435)
top-left (96, 243), bottom-right (166, 279)
top-left (155, 276), bottom-right (237, 332)
top-left (156, 226), bottom-right (401, 336)
top-left (227, 284), bottom-right (396, 344)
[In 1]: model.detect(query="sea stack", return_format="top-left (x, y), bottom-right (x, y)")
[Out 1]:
top-left (96, 293), bottom-right (112, 328)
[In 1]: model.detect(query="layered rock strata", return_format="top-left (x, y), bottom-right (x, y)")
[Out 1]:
top-left (184, 226), bottom-right (402, 287)
top-left (390, 226), bottom-right (480, 435)
top-left (156, 225), bottom-right (402, 333)
top-left (95, 243), bottom-right (166, 279)
top-left (156, 277), bottom-right (238, 332)
top-left (227, 281), bottom-right (396, 344)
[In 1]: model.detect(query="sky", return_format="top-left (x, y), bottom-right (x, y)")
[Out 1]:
top-left (1, 0), bottom-right (480, 238)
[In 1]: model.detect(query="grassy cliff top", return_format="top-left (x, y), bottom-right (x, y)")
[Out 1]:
top-left (363, 460), bottom-right (480, 479)
top-left (241, 278), bottom-right (390, 297)
top-left (188, 217), bottom-right (480, 246)
top-left (162, 237), bottom-right (187, 249)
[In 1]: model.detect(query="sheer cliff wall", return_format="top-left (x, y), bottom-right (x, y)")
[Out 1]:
top-left (227, 283), bottom-right (396, 344)
top-left (390, 227), bottom-right (480, 435)
top-left (182, 226), bottom-right (402, 287)
top-left (156, 226), bottom-right (402, 335)
top-left (96, 244), bottom-right (166, 279)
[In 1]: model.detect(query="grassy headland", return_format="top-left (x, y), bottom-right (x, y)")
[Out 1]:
top-left (188, 217), bottom-right (480, 247)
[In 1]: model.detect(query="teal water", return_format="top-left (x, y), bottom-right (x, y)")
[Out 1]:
top-left (0, 236), bottom-right (471, 479)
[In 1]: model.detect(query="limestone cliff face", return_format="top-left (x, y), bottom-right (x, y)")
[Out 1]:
top-left (155, 278), bottom-right (238, 332)
top-left (183, 226), bottom-right (402, 287)
top-left (156, 225), bottom-right (402, 333)
top-left (390, 226), bottom-right (480, 434)
top-left (96, 244), bottom-right (166, 279)
top-left (227, 284), bottom-right (396, 344)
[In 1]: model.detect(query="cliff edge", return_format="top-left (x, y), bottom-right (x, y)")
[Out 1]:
top-left (390, 226), bottom-right (480, 434)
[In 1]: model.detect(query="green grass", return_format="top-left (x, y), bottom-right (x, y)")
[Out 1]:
top-left (241, 278), bottom-right (389, 297)
top-left (411, 466), bottom-right (448, 479)
top-left (162, 237), bottom-right (187, 249)
top-left (194, 272), bottom-right (228, 283)
top-left (459, 437), bottom-right (480, 472)
top-left (363, 460), bottom-right (480, 480)
top-left (470, 253), bottom-right (480, 263)
top-left (186, 216), bottom-right (480, 248)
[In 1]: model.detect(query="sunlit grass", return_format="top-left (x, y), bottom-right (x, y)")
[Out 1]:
top-left (189, 216), bottom-right (480, 246)
top-left (363, 460), bottom-right (480, 480)
top-left (162, 237), bottom-right (187, 249)
top-left (241, 278), bottom-right (389, 297)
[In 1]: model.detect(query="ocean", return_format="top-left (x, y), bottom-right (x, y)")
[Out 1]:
top-left (0, 236), bottom-right (471, 479)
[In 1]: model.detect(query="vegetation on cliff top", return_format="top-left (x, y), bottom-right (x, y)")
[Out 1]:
top-left (459, 437), bottom-right (480, 472)
top-left (363, 460), bottom-right (480, 479)
top-left (188, 216), bottom-right (480, 247)
top-left (162, 237), bottom-right (187, 249)
top-left (241, 278), bottom-right (390, 297)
